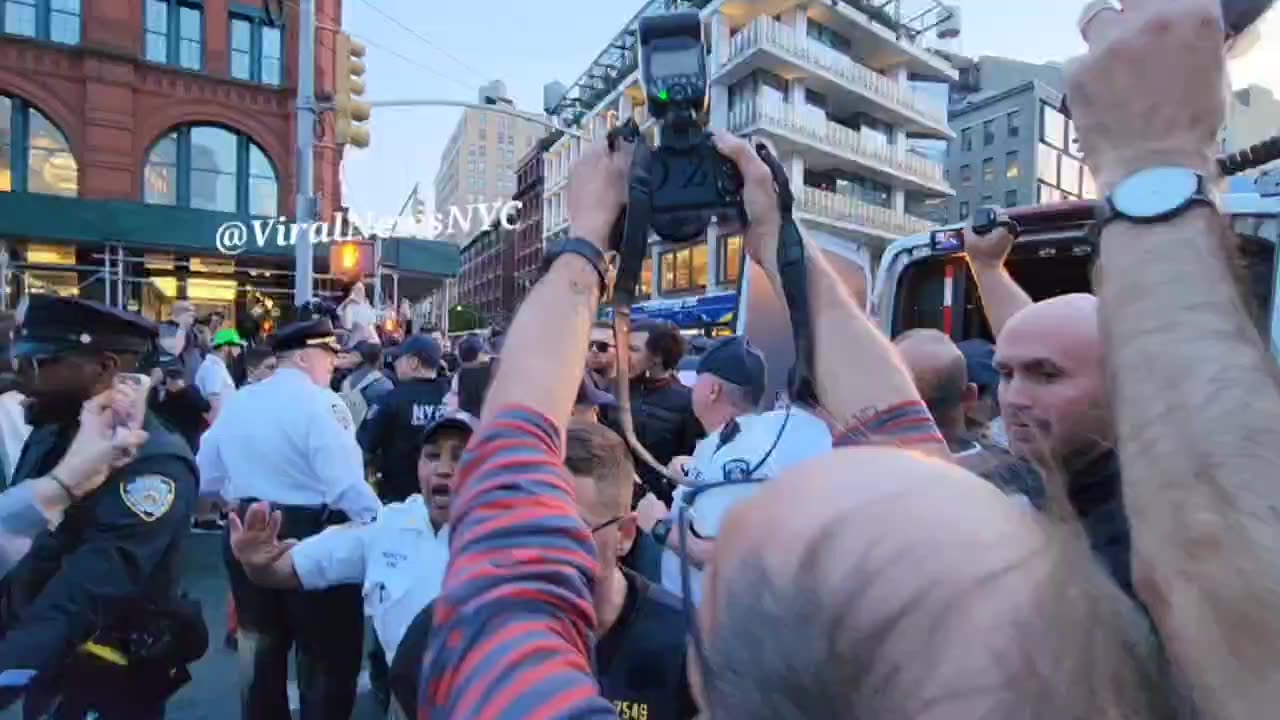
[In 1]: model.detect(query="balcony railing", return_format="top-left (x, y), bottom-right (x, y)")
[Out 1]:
top-left (796, 186), bottom-right (937, 238)
top-left (723, 16), bottom-right (948, 127)
top-left (727, 97), bottom-right (948, 188)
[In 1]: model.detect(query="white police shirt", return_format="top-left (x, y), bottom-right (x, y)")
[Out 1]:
top-left (290, 494), bottom-right (449, 659)
top-left (661, 407), bottom-right (832, 603)
top-left (196, 367), bottom-right (379, 523)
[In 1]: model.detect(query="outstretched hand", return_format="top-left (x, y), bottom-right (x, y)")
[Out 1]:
top-left (51, 390), bottom-right (150, 500)
top-left (964, 226), bottom-right (1015, 271)
top-left (229, 501), bottom-right (296, 570)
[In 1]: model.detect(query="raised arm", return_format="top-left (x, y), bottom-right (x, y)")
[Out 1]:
top-left (1068, 1), bottom-right (1280, 716)
top-left (964, 226), bottom-right (1033, 337)
top-left (422, 138), bottom-right (631, 719)
top-left (713, 132), bottom-right (944, 454)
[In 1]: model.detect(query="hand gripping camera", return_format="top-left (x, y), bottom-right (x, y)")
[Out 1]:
top-left (612, 11), bottom-right (746, 244)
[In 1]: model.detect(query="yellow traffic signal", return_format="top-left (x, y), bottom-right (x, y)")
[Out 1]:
top-left (334, 32), bottom-right (371, 148)
top-left (330, 240), bottom-right (373, 280)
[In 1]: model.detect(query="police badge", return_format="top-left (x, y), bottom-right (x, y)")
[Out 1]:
top-left (121, 475), bottom-right (177, 522)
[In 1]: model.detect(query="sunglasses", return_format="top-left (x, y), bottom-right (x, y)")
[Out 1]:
top-left (588, 341), bottom-right (614, 353)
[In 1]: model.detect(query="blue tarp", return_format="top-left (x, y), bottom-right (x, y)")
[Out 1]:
top-left (601, 291), bottom-right (738, 329)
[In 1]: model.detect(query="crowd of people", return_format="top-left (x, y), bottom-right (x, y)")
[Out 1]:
top-left (0, 1), bottom-right (1277, 718)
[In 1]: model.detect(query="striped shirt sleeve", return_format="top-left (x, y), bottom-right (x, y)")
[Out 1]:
top-left (420, 405), bottom-right (616, 720)
top-left (833, 400), bottom-right (946, 452)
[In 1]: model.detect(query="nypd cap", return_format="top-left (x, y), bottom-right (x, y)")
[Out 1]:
top-left (271, 317), bottom-right (342, 354)
top-left (12, 294), bottom-right (158, 359)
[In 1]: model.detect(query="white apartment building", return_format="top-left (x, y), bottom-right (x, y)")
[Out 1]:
top-left (543, 0), bottom-right (957, 308)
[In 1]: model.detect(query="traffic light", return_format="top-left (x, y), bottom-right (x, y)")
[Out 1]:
top-left (412, 195), bottom-right (426, 224)
top-left (329, 239), bottom-right (374, 281)
top-left (334, 32), bottom-right (371, 148)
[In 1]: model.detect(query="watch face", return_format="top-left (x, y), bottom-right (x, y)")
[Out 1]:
top-left (1112, 167), bottom-right (1199, 219)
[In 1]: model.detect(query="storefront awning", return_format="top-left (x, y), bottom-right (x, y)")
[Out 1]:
top-left (0, 193), bottom-right (461, 278)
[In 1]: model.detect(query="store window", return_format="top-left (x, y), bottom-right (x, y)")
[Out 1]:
top-left (144, 125), bottom-right (279, 216)
top-left (720, 235), bottom-right (743, 285)
top-left (1041, 102), bottom-right (1066, 149)
top-left (146, 0), bottom-right (202, 70)
top-left (1, 95), bottom-right (79, 196)
top-left (1059, 154), bottom-right (1082, 197)
top-left (23, 242), bottom-right (78, 297)
top-left (2, 0), bottom-right (79, 44)
top-left (659, 244), bottom-right (709, 293)
top-left (1037, 143), bottom-right (1059, 186)
top-left (638, 257), bottom-right (652, 299)
top-left (230, 13), bottom-right (283, 85)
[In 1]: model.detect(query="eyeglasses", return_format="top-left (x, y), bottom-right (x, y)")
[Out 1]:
top-left (589, 515), bottom-right (624, 534)
top-left (588, 341), bottom-right (614, 353)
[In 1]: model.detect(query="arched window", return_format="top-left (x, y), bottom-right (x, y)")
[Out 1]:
top-left (144, 125), bottom-right (278, 216)
top-left (1, 94), bottom-right (78, 196)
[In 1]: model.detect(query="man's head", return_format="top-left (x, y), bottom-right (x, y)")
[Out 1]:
top-left (958, 339), bottom-right (1001, 431)
top-left (244, 345), bottom-right (276, 384)
top-left (171, 301), bottom-right (196, 329)
top-left (349, 281), bottom-right (367, 303)
top-left (629, 320), bottom-right (684, 379)
top-left (564, 421), bottom-right (637, 619)
top-left (995, 294), bottom-right (1111, 465)
top-left (391, 334), bottom-right (442, 381)
top-left (894, 329), bottom-right (976, 439)
top-left (458, 334), bottom-right (488, 365)
top-left (417, 411), bottom-right (477, 530)
top-left (13, 295), bottom-right (157, 426)
top-left (587, 322), bottom-right (617, 377)
top-left (691, 336), bottom-right (766, 430)
top-left (270, 317), bottom-right (343, 387)
top-left (212, 328), bottom-right (246, 361)
top-left (697, 447), bottom-right (1173, 719)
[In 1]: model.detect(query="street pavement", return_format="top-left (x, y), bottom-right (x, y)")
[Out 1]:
top-left (2, 531), bottom-right (386, 720)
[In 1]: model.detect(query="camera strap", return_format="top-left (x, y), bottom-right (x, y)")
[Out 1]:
top-left (752, 143), bottom-right (819, 407)
top-left (607, 121), bottom-right (681, 487)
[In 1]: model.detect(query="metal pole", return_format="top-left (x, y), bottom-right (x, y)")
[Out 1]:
top-left (377, 183), bottom-right (418, 313)
top-left (364, 99), bottom-right (585, 137)
top-left (117, 246), bottom-right (125, 309)
top-left (294, 0), bottom-right (317, 306)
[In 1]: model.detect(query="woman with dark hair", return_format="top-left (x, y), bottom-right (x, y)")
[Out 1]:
top-left (615, 319), bottom-right (705, 505)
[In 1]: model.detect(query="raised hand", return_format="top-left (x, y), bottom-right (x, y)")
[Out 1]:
top-left (228, 502), bottom-right (293, 570)
top-left (963, 226), bottom-right (1015, 271)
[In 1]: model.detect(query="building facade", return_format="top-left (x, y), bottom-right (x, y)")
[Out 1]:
top-left (1226, 84), bottom-right (1280, 184)
top-left (541, 0), bottom-right (957, 321)
top-left (511, 130), bottom-right (560, 309)
top-left (0, 0), bottom-right (397, 330)
top-left (945, 80), bottom-right (1098, 223)
top-left (456, 221), bottom-right (513, 328)
top-left (432, 81), bottom-right (547, 245)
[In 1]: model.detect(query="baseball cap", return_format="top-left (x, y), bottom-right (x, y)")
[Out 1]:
top-left (390, 334), bottom-right (442, 368)
top-left (696, 336), bottom-right (767, 406)
top-left (458, 334), bottom-right (488, 363)
top-left (212, 328), bottom-right (246, 348)
top-left (421, 409), bottom-right (479, 445)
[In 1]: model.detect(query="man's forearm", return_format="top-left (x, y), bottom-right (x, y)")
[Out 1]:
top-left (482, 253), bottom-right (599, 427)
top-left (1099, 206), bottom-right (1280, 716)
top-left (969, 262), bottom-right (1033, 338)
top-left (774, 235), bottom-right (944, 454)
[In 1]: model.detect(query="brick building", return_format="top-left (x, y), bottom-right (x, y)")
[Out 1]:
top-left (510, 130), bottom-right (559, 309)
top-left (456, 221), bottom-right (512, 329)
top-left (0, 0), bottom-right (459, 331)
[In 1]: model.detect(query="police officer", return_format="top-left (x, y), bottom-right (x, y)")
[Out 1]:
top-left (198, 316), bottom-right (378, 720)
top-left (358, 334), bottom-right (450, 503)
top-left (0, 295), bottom-right (204, 719)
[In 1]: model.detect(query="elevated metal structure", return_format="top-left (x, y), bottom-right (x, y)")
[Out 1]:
top-left (842, 0), bottom-right (957, 42)
top-left (547, 0), bottom-right (711, 128)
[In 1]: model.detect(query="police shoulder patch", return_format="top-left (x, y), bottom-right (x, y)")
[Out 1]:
top-left (332, 401), bottom-right (353, 431)
top-left (120, 474), bottom-right (176, 522)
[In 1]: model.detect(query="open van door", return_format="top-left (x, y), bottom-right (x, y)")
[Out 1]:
top-left (735, 234), bottom-right (872, 407)
top-left (876, 190), bottom-right (1280, 351)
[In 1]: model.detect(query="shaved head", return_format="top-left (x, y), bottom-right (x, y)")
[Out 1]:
top-left (697, 447), bottom-right (1171, 719)
top-left (895, 329), bottom-right (970, 423)
top-left (995, 294), bottom-right (1111, 464)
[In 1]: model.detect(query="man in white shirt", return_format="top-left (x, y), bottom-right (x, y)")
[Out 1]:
top-left (227, 410), bottom-right (473, 707)
top-left (195, 327), bottom-right (244, 423)
top-left (655, 337), bottom-right (833, 604)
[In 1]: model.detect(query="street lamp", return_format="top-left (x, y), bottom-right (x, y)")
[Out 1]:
top-left (451, 304), bottom-right (483, 332)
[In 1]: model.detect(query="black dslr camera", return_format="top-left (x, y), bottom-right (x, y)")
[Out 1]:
top-left (634, 11), bottom-right (746, 242)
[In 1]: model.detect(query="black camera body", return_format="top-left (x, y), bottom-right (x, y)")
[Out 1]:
top-left (638, 11), bottom-right (745, 243)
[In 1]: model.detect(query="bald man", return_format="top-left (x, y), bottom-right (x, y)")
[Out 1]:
top-left (697, 447), bottom-right (1172, 718)
top-left (895, 329), bottom-right (1039, 503)
top-left (993, 293), bottom-right (1132, 594)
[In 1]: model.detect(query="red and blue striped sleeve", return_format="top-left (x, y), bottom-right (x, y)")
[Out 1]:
top-left (833, 400), bottom-right (946, 451)
top-left (420, 405), bottom-right (616, 720)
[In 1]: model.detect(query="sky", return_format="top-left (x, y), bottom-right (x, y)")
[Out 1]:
top-left (338, 0), bottom-right (1280, 223)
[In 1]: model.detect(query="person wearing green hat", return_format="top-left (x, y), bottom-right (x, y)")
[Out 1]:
top-left (197, 327), bottom-right (245, 425)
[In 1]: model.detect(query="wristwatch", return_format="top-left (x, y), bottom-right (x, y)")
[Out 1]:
top-left (540, 236), bottom-right (608, 297)
top-left (1095, 166), bottom-right (1218, 234)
